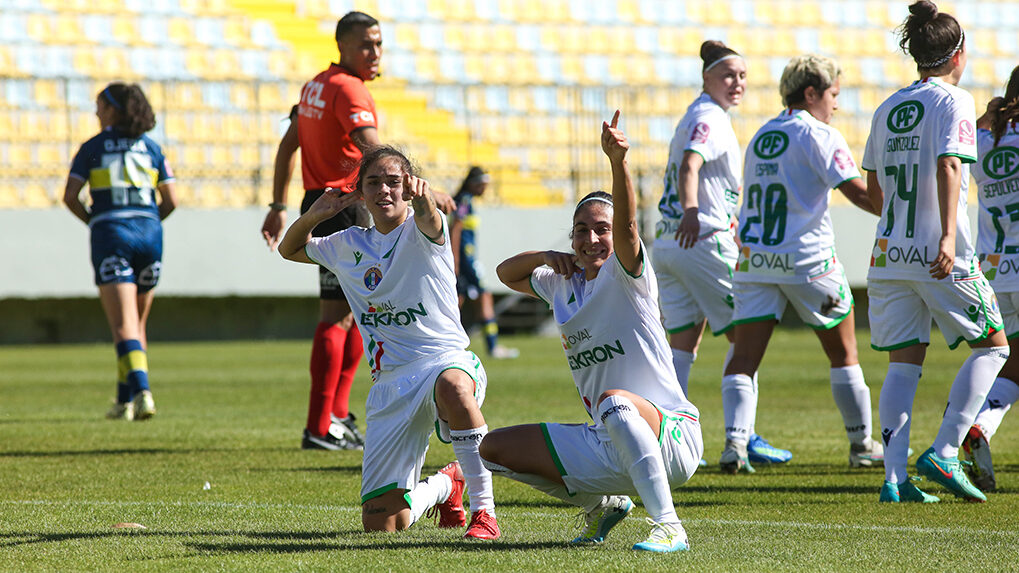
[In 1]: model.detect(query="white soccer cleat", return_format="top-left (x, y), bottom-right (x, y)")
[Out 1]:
top-left (632, 518), bottom-right (689, 552)
top-left (106, 401), bottom-right (134, 421)
top-left (133, 390), bottom-right (156, 421)
top-left (850, 436), bottom-right (884, 468)
top-left (571, 495), bottom-right (633, 544)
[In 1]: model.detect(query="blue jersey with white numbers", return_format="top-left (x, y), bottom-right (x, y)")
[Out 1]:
top-left (68, 127), bottom-right (175, 225)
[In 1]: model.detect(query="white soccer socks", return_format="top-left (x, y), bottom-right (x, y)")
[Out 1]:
top-left (879, 362), bottom-right (922, 484)
top-left (721, 373), bottom-right (756, 447)
top-left (973, 376), bottom-right (1019, 439)
top-left (671, 349), bottom-right (696, 396)
top-left (597, 395), bottom-right (679, 525)
top-left (406, 470), bottom-right (453, 524)
top-left (450, 425), bottom-right (496, 515)
top-left (830, 364), bottom-right (873, 445)
top-left (933, 346), bottom-right (1010, 459)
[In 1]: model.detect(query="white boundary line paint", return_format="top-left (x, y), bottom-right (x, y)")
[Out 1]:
top-left (3, 500), bottom-right (1018, 539)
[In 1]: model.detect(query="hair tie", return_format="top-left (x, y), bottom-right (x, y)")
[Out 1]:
top-left (102, 87), bottom-right (123, 111)
top-left (704, 54), bottom-right (743, 73)
top-left (916, 30), bottom-right (965, 69)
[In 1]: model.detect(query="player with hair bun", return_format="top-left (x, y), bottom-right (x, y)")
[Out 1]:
top-left (654, 40), bottom-right (791, 467)
top-left (483, 112), bottom-right (703, 553)
top-left (864, 0), bottom-right (1008, 503)
top-left (63, 82), bottom-right (177, 422)
top-left (963, 64), bottom-right (1019, 492)
top-left (279, 146), bottom-right (500, 540)
top-left (720, 54), bottom-right (882, 474)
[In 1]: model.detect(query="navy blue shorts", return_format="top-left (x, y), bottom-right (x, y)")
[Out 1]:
top-left (457, 256), bottom-right (486, 300)
top-left (90, 217), bottom-right (163, 293)
top-left (301, 189), bottom-right (371, 301)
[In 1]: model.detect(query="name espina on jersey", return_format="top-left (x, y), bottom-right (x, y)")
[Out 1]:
top-left (359, 300), bottom-right (428, 327)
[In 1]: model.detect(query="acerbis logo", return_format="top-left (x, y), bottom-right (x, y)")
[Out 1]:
top-left (887, 100), bottom-right (925, 134)
top-left (982, 146), bottom-right (1019, 180)
top-left (753, 131), bottom-right (789, 159)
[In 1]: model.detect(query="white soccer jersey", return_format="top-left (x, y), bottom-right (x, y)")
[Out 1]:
top-left (305, 210), bottom-right (470, 379)
top-left (658, 92), bottom-right (742, 232)
top-left (975, 124), bottom-right (1019, 292)
top-left (863, 78), bottom-right (979, 281)
top-left (736, 109), bottom-right (861, 284)
top-left (529, 249), bottom-right (695, 418)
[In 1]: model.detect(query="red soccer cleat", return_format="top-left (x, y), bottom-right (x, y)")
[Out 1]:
top-left (431, 461), bottom-right (466, 528)
top-left (464, 508), bottom-right (500, 540)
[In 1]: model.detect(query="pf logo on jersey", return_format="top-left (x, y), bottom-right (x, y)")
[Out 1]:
top-left (959, 119), bottom-right (975, 145)
top-left (833, 148), bottom-right (855, 170)
top-left (690, 122), bottom-right (710, 144)
top-left (363, 266), bottom-right (383, 290)
top-left (887, 100), bottom-right (925, 133)
top-left (349, 111), bottom-right (375, 125)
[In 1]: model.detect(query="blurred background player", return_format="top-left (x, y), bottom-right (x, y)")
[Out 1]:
top-left (450, 166), bottom-right (519, 359)
top-left (483, 112), bottom-right (702, 553)
top-left (722, 54), bottom-right (882, 474)
top-left (260, 11), bottom-right (383, 451)
top-left (965, 65), bottom-right (1019, 492)
top-left (652, 40), bottom-right (790, 467)
top-left (865, 0), bottom-right (1008, 503)
top-left (62, 82), bottom-right (177, 421)
top-left (279, 146), bottom-right (500, 540)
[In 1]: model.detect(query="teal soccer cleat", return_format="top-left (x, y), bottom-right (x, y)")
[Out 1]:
top-left (632, 519), bottom-right (689, 553)
top-left (916, 448), bottom-right (986, 502)
top-left (747, 434), bottom-right (792, 464)
top-left (879, 478), bottom-right (940, 503)
top-left (571, 496), bottom-right (633, 544)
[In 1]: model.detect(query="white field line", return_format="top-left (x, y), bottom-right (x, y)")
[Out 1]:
top-left (2, 499), bottom-right (1018, 538)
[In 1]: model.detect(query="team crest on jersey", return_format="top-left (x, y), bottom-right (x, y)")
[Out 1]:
top-left (983, 147), bottom-right (1019, 180)
top-left (833, 148), bottom-right (855, 170)
top-left (363, 266), bottom-right (383, 290)
top-left (753, 131), bottom-right (788, 159)
top-left (887, 100), bottom-right (924, 133)
top-left (690, 122), bottom-right (710, 144)
top-left (959, 120), bottom-right (975, 145)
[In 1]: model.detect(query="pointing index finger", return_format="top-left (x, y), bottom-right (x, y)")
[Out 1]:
top-left (610, 109), bottom-right (620, 129)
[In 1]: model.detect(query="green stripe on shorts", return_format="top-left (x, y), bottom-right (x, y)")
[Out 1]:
top-left (540, 423), bottom-right (568, 477)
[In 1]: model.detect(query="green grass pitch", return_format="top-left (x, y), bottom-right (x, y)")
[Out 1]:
top-left (2, 330), bottom-right (1018, 571)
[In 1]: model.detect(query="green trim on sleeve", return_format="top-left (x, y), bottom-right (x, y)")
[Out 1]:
top-left (615, 244), bottom-right (646, 279)
top-left (834, 175), bottom-right (862, 189)
top-left (938, 152), bottom-right (977, 164)
top-left (417, 213), bottom-right (447, 245)
top-left (303, 245), bottom-right (320, 266)
top-left (528, 274), bottom-right (551, 307)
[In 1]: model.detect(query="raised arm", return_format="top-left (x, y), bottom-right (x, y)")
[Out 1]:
top-left (262, 117), bottom-right (300, 250)
top-left (601, 110), bottom-right (641, 276)
top-left (930, 155), bottom-right (962, 280)
top-left (403, 173), bottom-right (444, 243)
top-left (497, 250), bottom-right (579, 297)
top-left (279, 188), bottom-right (363, 264)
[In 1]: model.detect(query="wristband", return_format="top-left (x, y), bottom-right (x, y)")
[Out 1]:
top-left (268, 202), bottom-right (286, 211)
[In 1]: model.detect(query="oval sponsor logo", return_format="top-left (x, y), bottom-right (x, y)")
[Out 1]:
top-left (753, 130), bottom-right (789, 159)
top-left (982, 146), bottom-right (1019, 180)
top-left (887, 100), bottom-right (925, 134)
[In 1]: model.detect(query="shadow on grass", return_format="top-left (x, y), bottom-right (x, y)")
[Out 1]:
top-left (0, 530), bottom-right (567, 552)
top-left (0, 448), bottom-right (249, 458)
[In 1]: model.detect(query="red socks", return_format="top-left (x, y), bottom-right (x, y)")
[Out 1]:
top-left (307, 322), bottom-right (347, 436)
top-left (332, 323), bottom-right (364, 420)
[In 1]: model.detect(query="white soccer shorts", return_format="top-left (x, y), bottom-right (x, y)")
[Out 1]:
top-left (868, 277), bottom-right (1004, 351)
top-left (359, 349), bottom-right (487, 503)
top-left (541, 403), bottom-right (703, 495)
top-left (996, 289), bottom-right (1019, 339)
top-left (732, 264), bottom-right (854, 330)
top-left (653, 229), bottom-right (737, 336)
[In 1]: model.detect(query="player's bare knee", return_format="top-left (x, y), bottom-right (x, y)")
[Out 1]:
top-left (362, 497), bottom-right (412, 532)
top-left (596, 389), bottom-right (629, 406)
top-left (479, 430), bottom-right (505, 463)
top-left (434, 374), bottom-right (475, 409)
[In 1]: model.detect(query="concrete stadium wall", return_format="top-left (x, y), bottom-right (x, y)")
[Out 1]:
top-left (0, 205), bottom-right (972, 343)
